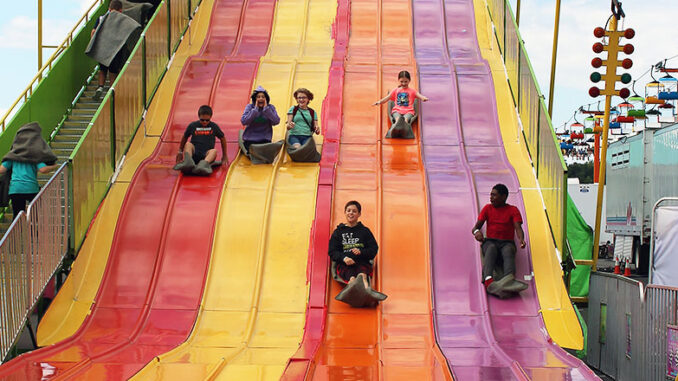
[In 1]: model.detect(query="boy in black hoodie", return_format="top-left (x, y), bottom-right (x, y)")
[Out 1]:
top-left (328, 200), bottom-right (379, 287)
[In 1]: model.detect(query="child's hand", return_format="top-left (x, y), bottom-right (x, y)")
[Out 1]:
top-left (343, 257), bottom-right (355, 265)
top-left (372, 101), bottom-right (379, 106)
top-left (314, 127), bottom-right (320, 134)
top-left (473, 231), bottom-right (484, 242)
top-left (422, 96), bottom-right (429, 102)
top-left (519, 239), bottom-right (526, 249)
top-left (351, 248), bottom-right (361, 255)
top-left (287, 121), bottom-right (294, 130)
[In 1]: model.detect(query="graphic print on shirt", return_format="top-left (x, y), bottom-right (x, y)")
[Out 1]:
top-left (194, 127), bottom-right (214, 136)
top-left (342, 232), bottom-right (365, 251)
top-left (396, 92), bottom-right (409, 107)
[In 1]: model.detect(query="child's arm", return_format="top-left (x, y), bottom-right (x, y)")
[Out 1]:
top-left (313, 119), bottom-right (320, 134)
top-left (372, 93), bottom-right (391, 106)
top-left (38, 164), bottom-right (60, 174)
top-left (415, 91), bottom-right (429, 102)
top-left (263, 105), bottom-right (280, 125)
top-left (514, 221), bottom-right (526, 248)
top-left (240, 104), bottom-right (258, 126)
top-left (361, 230), bottom-right (379, 260)
top-left (176, 135), bottom-right (189, 163)
top-left (328, 230), bottom-right (346, 263)
top-left (219, 136), bottom-right (228, 162)
top-left (286, 114), bottom-right (295, 130)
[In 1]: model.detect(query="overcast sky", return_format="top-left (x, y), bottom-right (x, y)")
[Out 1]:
top-left (1, 0), bottom-right (677, 131)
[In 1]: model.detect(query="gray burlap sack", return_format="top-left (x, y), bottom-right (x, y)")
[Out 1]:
top-left (86, 11), bottom-right (141, 67)
top-left (385, 100), bottom-right (417, 139)
top-left (286, 132), bottom-right (321, 162)
top-left (238, 130), bottom-right (283, 164)
top-left (3, 122), bottom-right (57, 165)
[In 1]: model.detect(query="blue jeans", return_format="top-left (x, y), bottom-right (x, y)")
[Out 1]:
top-left (288, 135), bottom-right (311, 146)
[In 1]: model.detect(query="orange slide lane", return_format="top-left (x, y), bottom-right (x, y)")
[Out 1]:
top-left (304, 0), bottom-right (454, 378)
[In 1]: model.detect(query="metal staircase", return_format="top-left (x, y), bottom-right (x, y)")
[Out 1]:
top-left (0, 79), bottom-right (107, 236)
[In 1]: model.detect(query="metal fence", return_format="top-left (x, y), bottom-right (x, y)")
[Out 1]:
top-left (69, 0), bottom-right (200, 250)
top-left (486, 0), bottom-right (568, 255)
top-left (0, 163), bottom-right (69, 361)
top-left (588, 272), bottom-right (678, 380)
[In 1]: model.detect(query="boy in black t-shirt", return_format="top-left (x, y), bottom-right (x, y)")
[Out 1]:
top-left (174, 105), bottom-right (228, 175)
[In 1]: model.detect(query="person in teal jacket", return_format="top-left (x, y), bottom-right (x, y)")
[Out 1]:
top-left (0, 160), bottom-right (58, 218)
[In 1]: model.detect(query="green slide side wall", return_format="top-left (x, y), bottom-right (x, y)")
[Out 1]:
top-left (0, 5), bottom-right (107, 156)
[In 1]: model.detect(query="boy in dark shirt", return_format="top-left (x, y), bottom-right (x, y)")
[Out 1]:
top-left (329, 200), bottom-right (379, 286)
top-left (471, 183), bottom-right (528, 297)
top-left (175, 105), bottom-right (228, 176)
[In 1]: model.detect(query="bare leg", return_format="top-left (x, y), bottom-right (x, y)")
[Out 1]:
top-left (109, 72), bottom-right (117, 85)
top-left (205, 148), bottom-right (217, 163)
top-left (358, 273), bottom-right (369, 288)
top-left (98, 70), bottom-right (106, 87)
top-left (292, 143), bottom-right (301, 148)
top-left (184, 142), bottom-right (195, 156)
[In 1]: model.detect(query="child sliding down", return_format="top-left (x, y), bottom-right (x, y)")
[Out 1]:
top-left (373, 70), bottom-right (429, 136)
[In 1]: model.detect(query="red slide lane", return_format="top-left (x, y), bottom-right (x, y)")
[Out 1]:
top-left (279, 0), bottom-right (348, 378)
top-left (0, 0), bottom-right (275, 379)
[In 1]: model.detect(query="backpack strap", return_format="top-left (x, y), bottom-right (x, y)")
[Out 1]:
top-left (291, 106), bottom-right (315, 133)
top-left (292, 106), bottom-right (315, 120)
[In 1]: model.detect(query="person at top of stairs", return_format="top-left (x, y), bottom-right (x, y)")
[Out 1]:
top-left (86, 0), bottom-right (141, 101)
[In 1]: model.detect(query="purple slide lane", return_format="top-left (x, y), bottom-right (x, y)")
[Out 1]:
top-left (412, 0), bottom-right (599, 379)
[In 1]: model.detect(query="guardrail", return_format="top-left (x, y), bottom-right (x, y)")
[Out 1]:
top-left (0, 163), bottom-right (69, 361)
top-left (486, 0), bottom-right (568, 255)
top-left (69, 0), bottom-right (201, 250)
top-left (588, 272), bottom-right (678, 380)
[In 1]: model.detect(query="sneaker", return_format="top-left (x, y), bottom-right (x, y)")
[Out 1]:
top-left (483, 277), bottom-right (494, 289)
top-left (93, 86), bottom-right (104, 101)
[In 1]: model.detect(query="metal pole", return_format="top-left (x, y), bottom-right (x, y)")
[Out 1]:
top-left (594, 120), bottom-right (600, 182)
top-left (592, 15), bottom-right (618, 272)
top-left (547, 0), bottom-right (562, 115)
top-left (516, 0), bottom-right (521, 26)
top-left (38, 0), bottom-right (43, 70)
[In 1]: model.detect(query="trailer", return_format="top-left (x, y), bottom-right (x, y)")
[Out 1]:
top-left (606, 123), bottom-right (678, 273)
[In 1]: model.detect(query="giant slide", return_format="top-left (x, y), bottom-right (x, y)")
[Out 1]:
top-left (412, 0), bottom-right (597, 379)
top-left (0, 0), bottom-right (276, 378)
top-left (0, 0), bottom-right (599, 380)
top-left (283, 0), bottom-right (453, 378)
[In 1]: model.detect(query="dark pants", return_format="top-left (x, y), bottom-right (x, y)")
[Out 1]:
top-left (100, 48), bottom-right (127, 75)
top-left (192, 148), bottom-right (208, 163)
top-left (243, 139), bottom-right (271, 152)
top-left (336, 262), bottom-right (373, 283)
top-left (481, 239), bottom-right (516, 279)
top-left (10, 193), bottom-right (37, 219)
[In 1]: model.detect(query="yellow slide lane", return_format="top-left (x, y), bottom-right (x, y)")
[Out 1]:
top-left (36, 0), bottom-right (216, 346)
top-left (130, 0), bottom-right (336, 379)
top-left (473, 0), bottom-right (583, 349)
